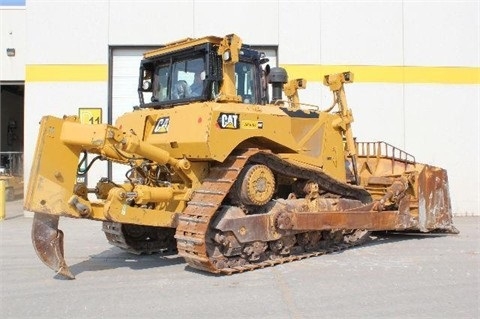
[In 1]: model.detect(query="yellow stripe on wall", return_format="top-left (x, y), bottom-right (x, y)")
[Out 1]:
top-left (282, 65), bottom-right (480, 84)
top-left (25, 64), bottom-right (479, 84)
top-left (26, 64), bottom-right (108, 82)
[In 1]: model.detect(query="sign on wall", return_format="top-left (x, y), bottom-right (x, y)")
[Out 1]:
top-left (78, 107), bottom-right (102, 124)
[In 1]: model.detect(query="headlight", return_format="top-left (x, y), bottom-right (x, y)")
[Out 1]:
top-left (142, 80), bottom-right (152, 90)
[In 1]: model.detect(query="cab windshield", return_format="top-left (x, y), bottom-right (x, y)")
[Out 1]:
top-left (152, 57), bottom-right (205, 102)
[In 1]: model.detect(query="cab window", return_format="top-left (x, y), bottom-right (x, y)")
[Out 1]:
top-left (235, 62), bottom-right (256, 104)
top-left (152, 57), bottom-right (205, 102)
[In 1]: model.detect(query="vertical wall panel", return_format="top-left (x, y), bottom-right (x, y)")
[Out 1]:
top-left (0, 9), bottom-right (25, 80)
top-left (109, 1), bottom-right (193, 45)
top-left (278, 1), bottom-right (321, 64)
top-left (26, 0), bottom-right (108, 64)
top-left (404, 1), bottom-right (480, 67)
top-left (193, 0), bottom-right (278, 44)
top-left (320, 1), bottom-right (404, 65)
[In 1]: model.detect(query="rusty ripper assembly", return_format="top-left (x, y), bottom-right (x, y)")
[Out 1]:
top-left (25, 34), bottom-right (458, 279)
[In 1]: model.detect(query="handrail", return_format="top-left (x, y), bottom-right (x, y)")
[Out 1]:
top-left (356, 141), bottom-right (416, 164)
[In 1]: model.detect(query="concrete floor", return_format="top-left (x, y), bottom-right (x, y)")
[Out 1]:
top-left (1, 199), bottom-right (479, 318)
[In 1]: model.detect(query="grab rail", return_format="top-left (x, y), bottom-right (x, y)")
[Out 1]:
top-left (356, 141), bottom-right (416, 165)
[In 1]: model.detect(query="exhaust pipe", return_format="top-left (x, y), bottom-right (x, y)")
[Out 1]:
top-left (32, 213), bottom-right (75, 279)
top-left (268, 67), bottom-right (288, 103)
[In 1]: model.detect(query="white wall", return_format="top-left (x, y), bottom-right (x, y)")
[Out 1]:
top-left (23, 0), bottom-right (479, 215)
top-left (108, 0), bottom-right (279, 45)
top-left (25, 0), bottom-right (108, 64)
top-left (0, 7), bottom-right (25, 80)
top-left (109, 1), bottom-right (194, 45)
top-left (403, 1), bottom-right (479, 67)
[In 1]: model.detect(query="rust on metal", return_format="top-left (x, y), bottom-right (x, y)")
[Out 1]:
top-left (417, 166), bottom-right (459, 233)
top-left (31, 213), bottom-right (75, 279)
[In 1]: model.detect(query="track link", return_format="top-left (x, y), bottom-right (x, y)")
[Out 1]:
top-left (175, 150), bottom-right (254, 272)
top-left (175, 149), bottom-right (372, 274)
top-left (217, 238), bottom-right (367, 274)
top-left (103, 222), bottom-right (177, 255)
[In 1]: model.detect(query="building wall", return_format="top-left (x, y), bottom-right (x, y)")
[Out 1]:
top-left (0, 1), bottom-right (25, 158)
top-left (0, 5), bottom-right (25, 81)
top-left (22, 0), bottom-right (479, 215)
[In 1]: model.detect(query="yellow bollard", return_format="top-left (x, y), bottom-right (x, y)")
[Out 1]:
top-left (0, 180), bottom-right (5, 220)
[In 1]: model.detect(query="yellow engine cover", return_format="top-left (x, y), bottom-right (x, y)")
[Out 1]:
top-left (115, 102), bottom-right (348, 182)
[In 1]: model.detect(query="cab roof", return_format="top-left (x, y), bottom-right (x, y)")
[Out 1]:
top-left (143, 35), bottom-right (224, 59)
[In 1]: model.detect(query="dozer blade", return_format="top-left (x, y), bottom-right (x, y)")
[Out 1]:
top-left (416, 165), bottom-right (459, 234)
top-left (32, 213), bottom-right (75, 279)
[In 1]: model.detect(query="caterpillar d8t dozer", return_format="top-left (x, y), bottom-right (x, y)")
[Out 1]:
top-left (25, 34), bottom-right (458, 279)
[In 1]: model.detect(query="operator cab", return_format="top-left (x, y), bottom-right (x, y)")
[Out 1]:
top-left (137, 39), bottom-right (269, 109)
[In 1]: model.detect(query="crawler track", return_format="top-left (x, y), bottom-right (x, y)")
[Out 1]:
top-left (175, 149), bottom-right (372, 274)
top-left (102, 222), bottom-right (177, 255)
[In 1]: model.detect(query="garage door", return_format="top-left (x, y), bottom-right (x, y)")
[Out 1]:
top-left (111, 47), bottom-right (155, 124)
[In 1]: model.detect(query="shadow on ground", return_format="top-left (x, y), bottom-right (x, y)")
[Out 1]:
top-left (54, 229), bottom-right (460, 279)
top-left (62, 248), bottom-right (185, 279)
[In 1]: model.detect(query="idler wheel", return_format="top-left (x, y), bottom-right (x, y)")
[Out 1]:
top-left (236, 164), bottom-right (275, 206)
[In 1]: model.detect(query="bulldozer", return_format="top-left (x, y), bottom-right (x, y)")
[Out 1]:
top-left (25, 34), bottom-right (458, 279)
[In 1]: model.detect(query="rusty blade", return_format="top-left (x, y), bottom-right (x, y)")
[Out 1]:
top-left (417, 166), bottom-right (459, 234)
top-left (31, 213), bottom-right (75, 279)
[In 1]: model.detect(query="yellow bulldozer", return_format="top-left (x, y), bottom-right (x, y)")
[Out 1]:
top-left (25, 34), bottom-right (457, 279)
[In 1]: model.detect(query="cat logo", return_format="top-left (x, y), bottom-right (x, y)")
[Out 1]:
top-left (217, 113), bottom-right (240, 129)
top-left (152, 117), bottom-right (170, 134)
